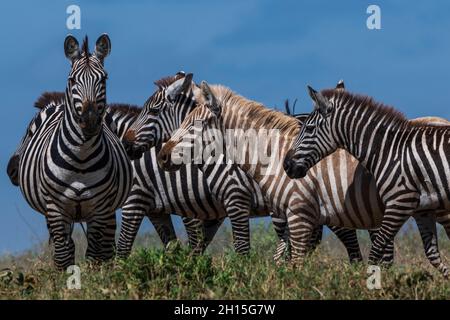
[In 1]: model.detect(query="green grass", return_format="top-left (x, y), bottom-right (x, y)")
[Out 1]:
top-left (0, 223), bottom-right (449, 299)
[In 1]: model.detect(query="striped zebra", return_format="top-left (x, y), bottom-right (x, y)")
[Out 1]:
top-left (157, 81), bottom-right (449, 274)
top-left (119, 72), bottom-right (364, 261)
top-left (284, 85), bottom-right (450, 276)
top-left (13, 35), bottom-right (133, 269)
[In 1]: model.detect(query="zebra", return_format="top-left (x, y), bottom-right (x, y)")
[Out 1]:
top-left (156, 81), bottom-right (449, 274)
top-left (13, 35), bottom-right (133, 269)
top-left (119, 72), bottom-right (365, 261)
top-left (284, 85), bottom-right (450, 276)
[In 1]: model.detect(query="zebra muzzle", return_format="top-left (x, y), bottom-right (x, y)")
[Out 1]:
top-left (283, 152), bottom-right (308, 179)
top-left (7, 154), bottom-right (20, 186)
top-left (122, 140), bottom-right (146, 160)
top-left (79, 108), bottom-right (102, 137)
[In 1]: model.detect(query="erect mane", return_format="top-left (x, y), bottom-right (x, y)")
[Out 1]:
top-left (320, 88), bottom-right (432, 128)
top-left (82, 35), bottom-right (89, 57)
top-left (321, 89), bottom-right (450, 129)
top-left (107, 103), bottom-right (142, 115)
top-left (154, 73), bottom-right (185, 89)
top-left (34, 92), bottom-right (65, 109)
top-left (209, 85), bottom-right (299, 135)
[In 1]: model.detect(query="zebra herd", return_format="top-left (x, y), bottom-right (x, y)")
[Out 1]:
top-left (6, 34), bottom-right (450, 277)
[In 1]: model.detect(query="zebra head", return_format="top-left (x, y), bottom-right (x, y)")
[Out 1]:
top-left (64, 34), bottom-right (111, 139)
top-left (122, 72), bottom-right (195, 160)
top-left (284, 85), bottom-right (339, 179)
top-left (157, 80), bottom-right (221, 171)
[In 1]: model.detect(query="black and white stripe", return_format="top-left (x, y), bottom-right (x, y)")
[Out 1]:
top-left (13, 35), bottom-right (133, 269)
top-left (285, 85), bottom-right (450, 276)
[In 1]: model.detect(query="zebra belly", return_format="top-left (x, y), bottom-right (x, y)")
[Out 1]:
top-left (137, 149), bottom-right (228, 220)
top-left (309, 150), bottom-right (385, 229)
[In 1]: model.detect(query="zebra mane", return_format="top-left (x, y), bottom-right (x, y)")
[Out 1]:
top-left (321, 88), bottom-right (429, 129)
top-left (207, 85), bottom-right (300, 135)
top-left (154, 73), bottom-right (185, 89)
top-left (81, 35), bottom-right (89, 58)
top-left (107, 103), bottom-right (142, 115)
top-left (320, 89), bottom-right (450, 129)
top-left (34, 92), bottom-right (65, 109)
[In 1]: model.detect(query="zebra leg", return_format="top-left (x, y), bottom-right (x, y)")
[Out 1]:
top-left (147, 213), bottom-right (177, 248)
top-left (183, 217), bottom-right (208, 254)
top-left (329, 226), bottom-right (363, 263)
top-left (287, 211), bottom-right (315, 265)
top-left (117, 200), bottom-right (147, 259)
top-left (47, 214), bottom-right (75, 270)
top-left (368, 210), bottom-right (411, 265)
top-left (86, 211), bottom-right (117, 263)
top-left (369, 229), bottom-right (394, 266)
top-left (228, 209), bottom-right (251, 255)
top-left (272, 214), bottom-right (291, 262)
top-left (415, 213), bottom-right (449, 277)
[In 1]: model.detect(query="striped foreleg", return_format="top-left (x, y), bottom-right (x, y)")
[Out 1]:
top-left (117, 198), bottom-right (148, 258)
top-left (368, 209), bottom-right (411, 266)
top-left (47, 212), bottom-right (75, 270)
top-left (86, 211), bottom-right (117, 263)
top-left (369, 229), bottom-right (394, 266)
top-left (271, 214), bottom-right (291, 262)
top-left (226, 204), bottom-right (251, 254)
top-left (287, 210), bottom-right (315, 264)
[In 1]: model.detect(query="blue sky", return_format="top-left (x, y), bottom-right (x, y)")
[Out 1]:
top-left (1, 1), bottom-right (450, 254)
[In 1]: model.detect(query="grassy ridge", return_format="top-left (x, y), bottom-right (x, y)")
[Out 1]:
top-left (0, 223), bottom-right (449, 299)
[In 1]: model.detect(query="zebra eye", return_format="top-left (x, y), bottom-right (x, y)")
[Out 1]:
top-left (76, 106), bottom-right (82, 113)
top-left (305, 124), bottom-right (315, 133)
top-left (147, 107), bottom-right (160, 115)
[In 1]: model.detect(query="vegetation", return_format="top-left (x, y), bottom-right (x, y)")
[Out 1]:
top-left (0, 222), bottom-right (449, 299)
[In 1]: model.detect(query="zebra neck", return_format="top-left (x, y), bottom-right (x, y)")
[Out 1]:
top-left (110, 111), bottom-right (137, 140)
top-left (337, 103), bottom-right (404, 180)
top-left (176, 94), bottom-right (196, 125)
top-left (61, 102), bottom-right (103, 153)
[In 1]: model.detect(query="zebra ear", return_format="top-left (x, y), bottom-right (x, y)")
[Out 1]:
top-left (165, 73), bottom-right (194, 102)
top-left (64, 35), bottom-right (80, 62)
top-left (94, 34), bottom-right (111, 62)
top-left (307, 85), bottom-right (333, 117)
top-left (336, 79), bottom-right (345, 91)
top-left (201, 81), bottom-right (220, 117)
